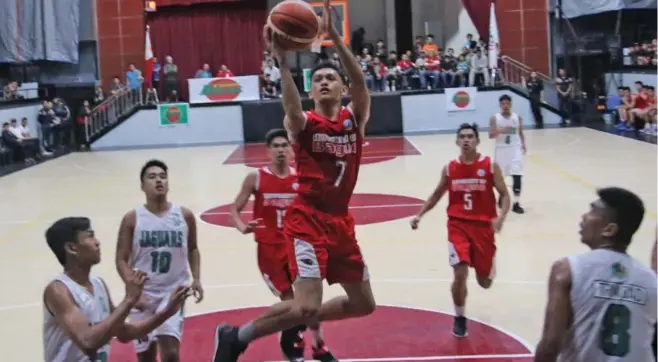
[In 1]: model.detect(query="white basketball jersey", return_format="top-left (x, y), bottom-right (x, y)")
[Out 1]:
top-left (43, 274), bottom-right (111, 362)
top-left (558, 249), bottom-right (657, 362)
top-left (494, 112), bottom-right (521, 148)
top-left (132, 204), bottom-right (190, 294)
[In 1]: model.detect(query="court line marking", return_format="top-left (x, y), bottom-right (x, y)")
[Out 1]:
top-left (265, 354), bottom-right (534, 362)
top-left (0, 278), bottom-right (545, 312)
top-left (201, 203), bottom-right (424, 216)
top-left (404, 136), bottom-right (424, 155)
top-left (529, 153), bottom-right (658, 218)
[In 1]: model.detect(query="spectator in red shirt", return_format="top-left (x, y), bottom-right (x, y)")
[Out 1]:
top-left (216, 65), bottom-right (234, 78)
top-left (397, 53), bottom-right (414, 90)
top-left (425, 50), bottom-right (442, 89)
top-left (371, 57), bottom-right (388, 91)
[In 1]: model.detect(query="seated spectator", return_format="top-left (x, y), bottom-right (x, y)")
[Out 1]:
top-left (415, 51), bottom-right (429, 89)
top-left (455, 54), bottom-right (470, 87)
top-left (1, 122), bottom-right (36, 164)
top-left (216, 65), bottom-right (234, 78)
top-left (397, 53), bottom-right (414, 90)
top-left (3, 81), bottom-right (23, 101)
top-left (465, 33), bottom-right (477, 49)
top-left (261, 75), bottom-right (278, 99)
top-left (424, 50), bottom-right (442, 89)
top-left (385, 57), bottom-right (399, 91)
top-left (357, 55), bottom-right (375, 90)
top-left (8, 119), bottom-right (22, 139)
top-left (19, 117), bottom-right (33, 139)
top-left (371, 57), bottom-right (387, 91)
top-left (422, 35), bottom-right (438, 55)
top-left (195, 64), bottom-right (212, 79)
top-left (469, 48), bottom-right (490, 86)
top-left (442, 48), bottom-right (458, 87)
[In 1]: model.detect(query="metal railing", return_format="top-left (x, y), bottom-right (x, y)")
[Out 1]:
top-left (500, 55), bottom-right (560, 109)
top-left (85, 89), bottom-right (143, 142)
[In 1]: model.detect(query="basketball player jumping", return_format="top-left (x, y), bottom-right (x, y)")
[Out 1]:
top-left (43, 216), bottom-right (189, 362)
top-left (535, 187), bottom-right (657, 362)
top-left (212, 0), bottom-right (374, 360)
top-left (229, 128), bottom-right (337, 362)
top-left (489, 94), bottom-right (526, 214)
top-left (116, 159), bottom-right (204, 362)
top-left (411, 123), bottom-right (510, 338)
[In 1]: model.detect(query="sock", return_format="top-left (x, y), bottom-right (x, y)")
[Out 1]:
top-left (514, 193), bottom-right (521, 204)
top-left (309, 326), bottom-right (323, 348)
top-left (455, 305), bottom-right (465, 317)
top-left (237, 322), bottom-right (255, 344)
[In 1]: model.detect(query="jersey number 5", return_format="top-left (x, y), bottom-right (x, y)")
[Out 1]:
top-left (334, 160), bottom-right (346, 187)
top-left (599, 303), bottom-right (631, 357)
top-left (463, 193), bottom-right (473, 210)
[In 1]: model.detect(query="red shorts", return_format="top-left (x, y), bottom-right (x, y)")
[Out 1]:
top-left (283, 202), bottom-right (368, 285)
top-left (447, 218), bottom-right (496, 279)
top-left (257, 242), bottom-right (293, 297)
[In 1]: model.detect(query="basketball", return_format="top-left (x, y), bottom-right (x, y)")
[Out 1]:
top-left (267, 0), bottom-right (320, 51)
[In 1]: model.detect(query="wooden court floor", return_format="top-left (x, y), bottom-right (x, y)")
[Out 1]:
top-left (0, 127), bottom-right (655, 361)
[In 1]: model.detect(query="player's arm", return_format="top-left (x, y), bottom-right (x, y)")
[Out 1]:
top-left (115, 210), bottom-right (136, 283)
top-left (416, 166), bottom-right (449, 219)
top-left (518, 116), bottom-right (527, 150)
top-left (183, 207), bottom-right (202, 300)
top-left (230, 172), bottom-right (257, 234)
top-left (43, 281), bottom-right (137, 356)
top-left (492, 162), bottom-right (510, 218)
top-left (488, 115), bottom-right (499, 139)
top-left (535, 258), bottom-right (573, 362)
top-left (324, 0), bottom-right (370, 129)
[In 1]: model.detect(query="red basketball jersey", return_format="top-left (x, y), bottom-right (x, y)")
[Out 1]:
top-left (252, 167), bottom-right (297, 244)
top-left (634, 93), bottom-right (648, 109)
top-left (293, 107), bottom-right (363, 215)
top-left (446, 155), bottom-right (497, 222)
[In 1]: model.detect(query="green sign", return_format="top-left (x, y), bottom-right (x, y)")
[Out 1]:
top-left (158, 103), bottom-right (189, 126)
top-left (303, 68), bottom-right (312, 93)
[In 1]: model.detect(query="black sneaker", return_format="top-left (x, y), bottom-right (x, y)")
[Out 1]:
top-left (512, 202), bottom-right (525, 214)
top-left (312, 341), bottom-right (339, 362)
top-left (452, 316), bottom-right (468, 338)
top-left (212, 324), bottom-right (247, 362)
top-left (280, 325), bottom-right (306, 362)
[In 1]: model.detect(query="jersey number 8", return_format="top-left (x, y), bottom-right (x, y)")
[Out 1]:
top-left (150, 251), bottom-right (172, 274)
top-left (599, 303), bottom-right (631, 357)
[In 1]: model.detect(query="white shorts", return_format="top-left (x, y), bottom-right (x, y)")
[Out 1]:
top-left (130, 289), bottom-right (185, 353)
top-left (495, 146), bottom-right (523, 176)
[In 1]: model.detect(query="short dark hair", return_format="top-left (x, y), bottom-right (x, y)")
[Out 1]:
top-left (10, 118), bottom-right (16, 123)
top-left (311, 61), bottom-right (346, 84)
top-left (46, 217), bottom-right (92, 266)
top-left (140, 159), bottom-right (168, 182)
top-left (265, 128), bottom-right (288, 146)
top-left (2, 122), bottom-right (8, 127)
top-left (635, 81), bottom-right (644, 85)
top-left (457, 123), bottom-right (479, 140)
top-left (499, 94), bottom-right (512, 103)
top-left (647, 86), bottom-right (655, 91)
top-left (597, 187), bottom-right (645, 246)
top-left (21, 117), bottom-right (27, 121)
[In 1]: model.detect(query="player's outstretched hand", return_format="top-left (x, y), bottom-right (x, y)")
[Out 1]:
top-left (410, 215), bottom-right (421, 230)
top-left (191, 279), bottom-right (204, 303)
top-left (241, 218), bottom-right (264, 234)
top-left (263, 25), bottom-right (286, 62)
top-left (125, 269), bottom-right (147, 304)
top-left (491, 217), bottom-right (504, 233)
top-left (164, 286), bottom-right (191, 317)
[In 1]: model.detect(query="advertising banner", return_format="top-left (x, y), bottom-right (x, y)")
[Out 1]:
top-left (445, 87), bottom-right (477, 112)
top-left (159, 103), bottom-right (189, 126)
top-left (188, 75), bottom-right (260, 104)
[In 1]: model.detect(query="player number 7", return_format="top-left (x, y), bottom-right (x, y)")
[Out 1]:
top-left (463, 193), bottom-right (473, 210)
top-left (334, 160), bottom-right (346, 187)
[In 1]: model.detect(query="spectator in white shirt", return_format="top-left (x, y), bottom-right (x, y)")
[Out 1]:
top-left (19, 117), bottom-right (31, 138)
top-left (469, 48), bottom-right (490, 86)
top-left (9, 118), bottom-right (22, 139)
top-left (262, 59), bottom-right (281, 88)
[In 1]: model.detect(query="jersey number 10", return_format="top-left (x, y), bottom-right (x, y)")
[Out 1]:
top-left (150, 251), bottom-right (172, 274)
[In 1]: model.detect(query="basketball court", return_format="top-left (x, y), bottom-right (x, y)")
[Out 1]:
top-left (0, 127), bottom-right (655, 361)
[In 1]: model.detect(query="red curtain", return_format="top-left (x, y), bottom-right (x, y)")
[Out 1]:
top-left (157, 0), bottom-right (243, 7)
top-left (461, 0), bottom-right (490, 41)
top-left (148, 0), bottom-right (267, 100)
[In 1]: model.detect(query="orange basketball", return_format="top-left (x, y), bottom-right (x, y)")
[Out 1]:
top-left (267, 0), bottom-right (320, 51)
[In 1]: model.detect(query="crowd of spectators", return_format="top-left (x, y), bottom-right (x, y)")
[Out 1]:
top-left (613, 81), bottom-right (657, 134)
top-left (624, 39), bottom-right (657, 67)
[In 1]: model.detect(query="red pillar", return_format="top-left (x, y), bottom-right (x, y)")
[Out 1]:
top-left (96, 0), bottom-right (146, 90)
top-left (497, 0), bottom-right (551, 75)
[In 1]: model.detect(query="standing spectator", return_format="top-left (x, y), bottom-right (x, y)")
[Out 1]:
top-left (555, 68), bottom-right (573, 126)
top-left (477, 38), bottom-right (488, 52)
top-left (195, 64), bottom-right (212, 78)
top-left (37, 101), bottom-right (55, 154)
top-left (110, 76), bottom-right (125, 96)
top-left (397, 53), bottom-right (414, 90)
top-left (465, 34), bottom-right (477, 49)
top-left (76, 100), bottom-right (91, 149)
top-left (93, 86), bottom-right (105, 105)
top-left (414, 36), bottom-right (425, 59)
top-left (469, 48), bottom-right (490, 86)
top-left (524, 71), bottom-right (544, 128)
top-left (125, 64), bottom-right (143, 91)
top-left (151, 57), bottom-right (161, 92)
top-left (162, 56), bottom-right (179, 102)
top-left (423, 35), bottom-right (439, 55)
top-left (52, 99), bottom-right (71, 148)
